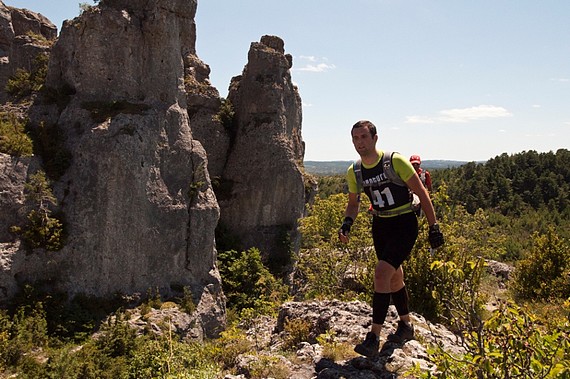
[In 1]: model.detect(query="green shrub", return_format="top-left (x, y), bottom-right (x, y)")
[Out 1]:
top-left (282, 317), bottom-right (312, 350)
top-left (316, 329), bottom-right (355, 362)
top-left (211, 324), bottom-right (254, 369)
top-left (214, 98), bottom-right (235, 131)
top-left (217, 247), bottom-right (289, 314)
top-left (2, 304), bottom-right (49, 369)
top-left (5, 53), bottom-right (49, 98)
top-left (129, 336), bottom-right (221, 379)
top-left (44, 343), bottom-right (128, 379)
top-left (405, 226), bottom-right (487, 324)
top-left (25, 31), bottom-right (53, 47)
top-left (513, 227), bottom-right (570, 301)
top-left (295, 193), bottom-right (374, 300)
top-left (178, 287), bottom-right (196, 315)
top-left (406, 189), bottom-right (492, 323)
top-left (13, 209), bottom-right (64, 251)
top-left (11, 171), bottom-right (65, 251)
top-left (94, 312), bottom-right (138, 360)
top-left (247, 354), bottom-right (291, 379)
top-left (0, 112), bottom-right (33, 157)
top-left (410, 300), bottom-right (570, 378)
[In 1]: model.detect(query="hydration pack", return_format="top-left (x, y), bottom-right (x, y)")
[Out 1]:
top-left (353, 151), bottom-right (406, 192)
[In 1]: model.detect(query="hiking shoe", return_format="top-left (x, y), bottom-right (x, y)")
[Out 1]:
top-left (354, 332), bottom-right (379, 357)
top-left (387, 321), bottom-right (414, 343)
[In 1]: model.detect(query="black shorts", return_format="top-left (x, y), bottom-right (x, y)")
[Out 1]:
top-left (372, 211), bottom-right (418, 269)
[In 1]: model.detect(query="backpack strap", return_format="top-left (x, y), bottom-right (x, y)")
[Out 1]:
top-left (354, 151), bottom-right (407, 191)
top-left (353, 159), bottom-right (364, 192)
top-left (382, 151), bottom-right (406, 187)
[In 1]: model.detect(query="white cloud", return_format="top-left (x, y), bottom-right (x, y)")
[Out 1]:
top-left (302, 101), bottom-right (313, 107)
top-left (296, 63), bottom-right (337, 72)
top-left (293, 56), bottom-right (336, 72)
top-left (532, 104), bottom-right (541, 108)
top-left (550, 77), bottom-right (569, 82)
top-left (405, 105), bottom-right (513, 124)
top-left (299, 55), bottom-right (317, 62)
top-left (405, 115), bottom-right (436, 124)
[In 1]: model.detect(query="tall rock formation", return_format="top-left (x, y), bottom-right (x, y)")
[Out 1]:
top-left (1, 0), bottom-right (225, 337)
top-left (220, 35), bottom-right (306, 262)
top-left (0, 1), bottom-right (309, 336)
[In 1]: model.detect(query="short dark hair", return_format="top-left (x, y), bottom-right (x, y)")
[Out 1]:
top-left (351, 120), bottom-right (377, 137)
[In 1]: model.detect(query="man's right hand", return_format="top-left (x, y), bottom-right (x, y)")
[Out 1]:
top-left (338, 216), bottom-right (353, 243)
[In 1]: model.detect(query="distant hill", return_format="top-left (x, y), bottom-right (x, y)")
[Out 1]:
top-left (303, 160), bottom-right (470, 176)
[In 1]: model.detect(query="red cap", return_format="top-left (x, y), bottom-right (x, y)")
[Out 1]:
top-left (410, 155), bottom-right (421, 165)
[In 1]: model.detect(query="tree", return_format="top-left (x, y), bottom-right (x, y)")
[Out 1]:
top-left (10, 171), bottom-right (64, 251)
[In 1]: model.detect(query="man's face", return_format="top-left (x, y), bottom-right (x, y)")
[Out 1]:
top-left (351, 126), bottom-right (377, 156)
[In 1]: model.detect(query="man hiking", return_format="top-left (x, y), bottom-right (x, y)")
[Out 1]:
top-left (338, 120), bottom-right (444, 357)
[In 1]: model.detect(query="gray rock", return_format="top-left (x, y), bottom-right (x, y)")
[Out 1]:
top-left (0, 153), bottom-right (41, 242)
top-left (221, 35), bottom-right (306, 258)
top-left (0, 1), bottom-right (312, 340)
top-left (0, 1), bottom-right (56, 102)
top-left (1, 0), bottom-right (225, 338)
top-left (234, 300), bottom-right (465, 379)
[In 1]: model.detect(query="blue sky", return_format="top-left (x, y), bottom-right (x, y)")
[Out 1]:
top-left (6, 0), bottom-right (570, 162)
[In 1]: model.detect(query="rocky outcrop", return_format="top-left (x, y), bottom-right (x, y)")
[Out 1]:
top-left (0, 1), bottom-right (56, 102)
top-left (0, 0), bottom-right (225, 338)
top-left (0, 1), bottom-right (309, 336)
top-left (225, 300), bottom-right (463, 378)
top-left (220, 35), bottom-right (306, 258)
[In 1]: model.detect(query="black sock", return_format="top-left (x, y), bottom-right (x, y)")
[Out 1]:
top-left (391, 286), bottom-right (410, 317)
top-left (372, 292), bottom-right (391, 325)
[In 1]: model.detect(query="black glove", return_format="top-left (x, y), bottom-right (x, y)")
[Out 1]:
top-left (428, 223), bottom-right (444, 249)
top-left (339, 216), bottom-right (354, 237)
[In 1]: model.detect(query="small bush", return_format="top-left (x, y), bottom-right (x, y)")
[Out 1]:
top-left (129, 336), bottom-right (222, 379)
top-left (11, 171), bottom-right (65, 251)
top-left (217, 247), bottom-right (289, 314)
top-left (295, 193), bottom-right (374, 300)
top-left (6, 53), bottom-right (49, 98)
top-left (214, 98), bottom-right (235, 131)
top-left (25, 31), bottom-right (53, 47)
top-left (317, 330), bottom-right (355, 362)
top-left (410, 300), bottom-right (570, 379)
top-left (0, 112), bottom-right (33, 157)
top-left (211, 324), bottom-right (254, 369)
top-left (513, 227), bottom-right (570, 301)
top-left (282, 317), bottom-right (312, 350)
top-left (13, 209), bottom-right (64, 251)
top-left (95, 312), bottom-right (137, 358)
top-left (248, 354), bottom-right (291, 379)
top-left (179, 287), bottom-right (196, 315)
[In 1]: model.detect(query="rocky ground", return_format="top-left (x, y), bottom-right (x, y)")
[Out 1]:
top-left (131, 299), bottom-right (464, 379)
top-left (117, 260), bottom-right (513, 378)
top-left (229, 300), bottom-right (464, 379)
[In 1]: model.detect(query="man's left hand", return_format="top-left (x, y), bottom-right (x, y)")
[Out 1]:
top-left (428, 223), bottom-right (444, 249)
